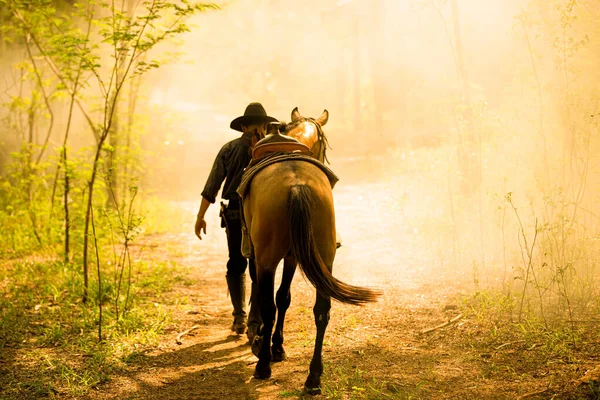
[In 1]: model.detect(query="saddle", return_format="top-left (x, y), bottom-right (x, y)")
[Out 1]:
top-left (252, 130), bottom-right (310, 160)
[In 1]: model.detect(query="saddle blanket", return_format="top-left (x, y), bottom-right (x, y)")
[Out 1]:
top-left (236, 152), bottom-right (339, 199)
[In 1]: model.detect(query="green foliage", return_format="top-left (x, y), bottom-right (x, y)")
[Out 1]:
top-left (321, 364), bottom-right (407, 399)
top-left (0, 255), bottom-right (189, 397)
top-left (455, 0), bottom-right (600, 355)
top-left (0, 147), bottom-right (58, 255)
top-left (491, 189), bottom-right (600, 346)
top-left (0, 0), bottom-right (217, 343)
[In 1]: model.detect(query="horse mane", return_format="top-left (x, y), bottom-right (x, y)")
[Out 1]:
top-left (279, 119), bottom-right (296, 133)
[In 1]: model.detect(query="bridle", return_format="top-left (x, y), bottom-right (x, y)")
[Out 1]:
top-left (288, 117), bottom-right (331, 165)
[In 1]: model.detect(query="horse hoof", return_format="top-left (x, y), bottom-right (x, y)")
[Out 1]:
top-left (246, 323), bottom-right (261, 343)
top-left (304, 375), bottom-right (321, 395)
top-left (251, 337), bottom-right (262, 358)
top-left (253, 363), bottom-right (271, 380)
top-left (271, 348), bottom-right (287, 362)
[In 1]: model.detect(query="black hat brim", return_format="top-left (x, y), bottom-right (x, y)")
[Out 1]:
top-left (230, 115), bottom-right (279, 132)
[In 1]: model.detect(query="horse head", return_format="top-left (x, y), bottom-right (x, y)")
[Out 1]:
top-left (283, 107), bottom-right (330, 164)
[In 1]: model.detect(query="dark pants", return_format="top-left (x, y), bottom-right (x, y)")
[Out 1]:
top-left (224, 199), bottom-right (256, 282)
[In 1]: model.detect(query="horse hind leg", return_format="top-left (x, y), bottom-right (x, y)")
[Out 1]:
top-left (304, 291), bottom-right (331, 394)
top-left (271, 256), bottom-right (297, 362)
top-left (253, 264), bottom-right (276, 380)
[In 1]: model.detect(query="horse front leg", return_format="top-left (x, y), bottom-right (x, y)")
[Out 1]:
top-left (304, 291), bottom-right (331, 394)
top-left (253, 267), bottom-right (276, 379)
top-left (271, 256), bottom-right (297, 362)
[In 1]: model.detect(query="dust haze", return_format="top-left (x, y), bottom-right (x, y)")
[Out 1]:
top-left (4, 0), bottom-right (600, 294)
top-left (142, 0), bottom-right (598, 293)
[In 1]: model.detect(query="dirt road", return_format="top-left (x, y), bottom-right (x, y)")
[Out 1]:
top-left (91, 179), bottom-right (598, 399)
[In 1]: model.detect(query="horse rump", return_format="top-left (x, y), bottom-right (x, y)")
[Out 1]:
top-left (287, 184), bottom-right (381, 305)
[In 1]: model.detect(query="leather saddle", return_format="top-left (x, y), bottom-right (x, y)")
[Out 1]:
top-left (252, 130), bottom-right (310, 160)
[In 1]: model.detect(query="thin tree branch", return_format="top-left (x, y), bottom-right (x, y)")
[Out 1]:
top-left (10, 7), bottom-right (100, 142)
top-left (21, 33), bottom-right (55, 166)
top-left (90, 205), bottom-right (103, 342)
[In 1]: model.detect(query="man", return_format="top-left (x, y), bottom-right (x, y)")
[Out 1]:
top-left (195, 102), bottom-right (277, 341)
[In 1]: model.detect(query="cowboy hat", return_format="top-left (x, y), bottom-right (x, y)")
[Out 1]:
top-left (230, 102), bottom-right (279, 132)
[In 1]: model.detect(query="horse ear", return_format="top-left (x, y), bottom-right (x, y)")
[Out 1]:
top-left (316, 109), bottom-right (329, 126)
top-left (291, 107), bottom-right (301, 122)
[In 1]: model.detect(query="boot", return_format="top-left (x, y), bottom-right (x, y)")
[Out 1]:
top-left (246, 281), bottom-right (262, 343)
top-left (226, 273), bottom-right (247, 334)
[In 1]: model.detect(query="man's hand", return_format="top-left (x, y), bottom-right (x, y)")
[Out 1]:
top-left (195, 197), bottom-right (211, 240)
top-left (195, 216), bottom-right (207, 240)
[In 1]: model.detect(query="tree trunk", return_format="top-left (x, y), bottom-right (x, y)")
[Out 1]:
top-left (450, 0), bottom-right (477, 190)
top-left (107, 0), bottom-right (136, 207)
top-left (450, 0), bottom-right (470, 107)
top-left (367, 0), bottom-right (385, 144)
top-left (352, 16), bottom-right (361, 144)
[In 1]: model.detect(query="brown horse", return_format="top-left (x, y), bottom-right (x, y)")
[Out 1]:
top-left (241, 109), bottom-right (381, 393)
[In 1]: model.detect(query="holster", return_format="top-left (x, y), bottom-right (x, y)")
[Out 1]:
top-left (219, 201), bottom-right (227, 228)
top-left (220, 200), bottom-right (241, 229)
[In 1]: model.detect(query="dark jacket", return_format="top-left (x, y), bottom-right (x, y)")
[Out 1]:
top-left (201, 133), bottom-right (252, 203)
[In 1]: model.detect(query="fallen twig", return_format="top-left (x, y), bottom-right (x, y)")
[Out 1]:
top-left (421, 314), bottom-right (463, 334)
top-left (495, 340), bottom-right (525, 350)
top-left (176, 325), bottom-right (200, 345)
top-left (397, 346), bottom-right (421, 352)
top-left (576, 365), bottom-right (600, 385)
top-left (517, 386), bottom-right (552, 399)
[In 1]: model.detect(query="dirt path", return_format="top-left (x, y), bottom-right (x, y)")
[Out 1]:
top-left (91, 234), bottom-right (468, 400)
top-left (90, 183), bottom-right (599, 399)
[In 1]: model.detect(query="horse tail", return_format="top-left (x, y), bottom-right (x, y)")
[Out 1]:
top-left (288, 185), bottom-right (381, 306)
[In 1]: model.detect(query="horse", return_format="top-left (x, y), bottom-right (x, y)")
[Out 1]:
top-left (240, 108), bottom-right (381, 393)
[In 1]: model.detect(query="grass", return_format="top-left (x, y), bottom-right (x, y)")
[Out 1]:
top-left (296, 285), bottom-right (600, 400)
top-left (0, 254), bottom-right (189, 399)
top-left (279, 365), bottom-right (409, 400)
top-left (320, 363), bottom-right (417, 400)
top-left (460, 289), bottom-right (595, 351)
top-left (454, 289), bottom-right (600, 398)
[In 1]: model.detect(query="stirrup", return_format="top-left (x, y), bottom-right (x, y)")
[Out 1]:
top-left (241, 225), bottom-right (253, 258)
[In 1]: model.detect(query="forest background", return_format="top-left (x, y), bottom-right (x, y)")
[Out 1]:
top-left (1, 0), bottom-right (600, 398)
